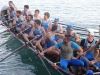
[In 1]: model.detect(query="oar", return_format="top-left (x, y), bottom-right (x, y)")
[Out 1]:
top-left (81, 56), bottom-right (100, 71)
top-left (53, 22), bottom-right (99, 33)
top-left (38, 54), bottom-right (51, 75)
top-left (0, 23), bottom-right (20, 34)
top-left (0, 36), bottom-right (39, 62)
top-left (0, 26), bottom-right (31, 47)
top-left (0, 14), bottom-right (8, 19)
top-left (28, 35), bottom-right (51, 75)
top-left (0, 44), bottom-right (26, 62)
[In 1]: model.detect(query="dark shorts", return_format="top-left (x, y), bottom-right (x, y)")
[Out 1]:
top-left (24, 28), bottom-right (32, 35)
top-left (16, 24), bottom-right (22, 30)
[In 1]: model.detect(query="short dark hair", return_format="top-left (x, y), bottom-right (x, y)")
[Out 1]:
top-left (16, 10), bottom-right (22, 14)
top-left (9, 1), bottom-right (13, 3)
top-left (65, 34), bottom-right (71, 40)
top-left (51, 25), bottom-right (57, 31)
top-left (34, 19), bottom-right (41, 25)
top-left (44, 12), bottom-right (50, 18)
top-left (10, 7), bottom-right (14, 11)
top-left (35, 9), bottom-right (40, 13)
top-left (24, 5), bottom-right (29, 9)
top-left (28, 15), bottom-right (33, 19)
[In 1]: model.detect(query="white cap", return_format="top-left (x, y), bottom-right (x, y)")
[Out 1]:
top-left (88, 30), bottom-right (94, 36)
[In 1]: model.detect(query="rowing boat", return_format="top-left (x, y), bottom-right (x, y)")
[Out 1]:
top-left (0, 6), bottom-right (100, 75)
top-left (0, 6), bottom-right (74, 75)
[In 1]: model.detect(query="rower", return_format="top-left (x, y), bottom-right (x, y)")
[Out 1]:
top-left (80, 31), bottom-right (100, 70)
top-left (36, 25), bottom-right (60, 56)
top-left (23, 19), bottom-right (46, 44)
top-left (8, 7), bottom-right (16, 28)
top-left (22, 5), bottom-right (32, 19)
top-left (64, 25), bottom-right (81, 44)
top-left (22, 14), bottom-right (34, 33)
top-left (41, 12), bottom-right (52, 32)
top-left (7, 1), bottom-right (18, 14)
top-left (48, 18), bottom-right (63, 42)
top-left (40, 34), bottom-right (84, 72)
top-left (33, 9), bottom-right (42, 22)
top-left (13, 10), bottom-right (25, 32)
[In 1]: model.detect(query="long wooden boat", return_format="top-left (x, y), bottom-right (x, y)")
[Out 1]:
top-left (0, 6), bottom-right (100, 75)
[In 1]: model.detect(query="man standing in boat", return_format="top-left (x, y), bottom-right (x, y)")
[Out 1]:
top-left (22, 5), bottom-right (32, 19)
top-left (80, 30), bottom-right (100, 71)
top-left (40, 34), bottom-right (84, 72)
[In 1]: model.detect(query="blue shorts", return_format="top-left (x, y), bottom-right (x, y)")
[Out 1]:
top-left (55, 35), bottom-right (60, 41)
top-left (60, 58), bottom-right (84, 71)
top-left (35, 35), bottom-right (42, 40)
top-left (24, 28), bottom-right (31, 35)
top-left (9, 20), bottom-right (13, 24)
top-left (80, 53), bottom-right (100, 69)
top-left (16, 24), bottom-right (22, 30)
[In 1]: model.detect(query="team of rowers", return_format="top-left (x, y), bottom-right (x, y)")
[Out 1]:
top-left (5, 1), bottom-right (100, 74)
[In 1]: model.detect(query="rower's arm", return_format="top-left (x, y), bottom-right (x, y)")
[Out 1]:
top-left (71, 41), bottom-right (83, 58)
top-left (42, 27), bottom-right (46, 35)
top-left (75, 33), bottom-right (81, 43)
top-left (76, 47), bottom-right (83, 58)
top-left (59, 25), bottom-right (63, 33)
top-left (41, 46), bottom-right (56, 56)
top-left (48, 24), bottom-right (52, 32)
top-left (8, 13), bottom-right (10, 20)
top-left (36, 33), bottom-right (49, 46)
top-left (39, 16), bottom-right (42, 22)
top-left (29, 27), bottom-right (35, 37)
top-left (47, 21), bottom-right (52, 32)
top-left (21, 10), bottom-right (24, 15)
top-left (13, 17), bottom-right (17, 25)
top-left (94, 49), bottom-right (99, 59)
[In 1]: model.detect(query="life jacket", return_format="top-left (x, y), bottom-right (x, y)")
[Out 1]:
top-left (84, 39), bottom-right (96, 54)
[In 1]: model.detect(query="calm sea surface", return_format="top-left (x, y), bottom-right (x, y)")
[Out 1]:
top-left (0, 0), bottom-right (99, 75)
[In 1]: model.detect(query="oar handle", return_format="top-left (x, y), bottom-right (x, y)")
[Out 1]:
top-left (81, 56), bottom-right (100, 71)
